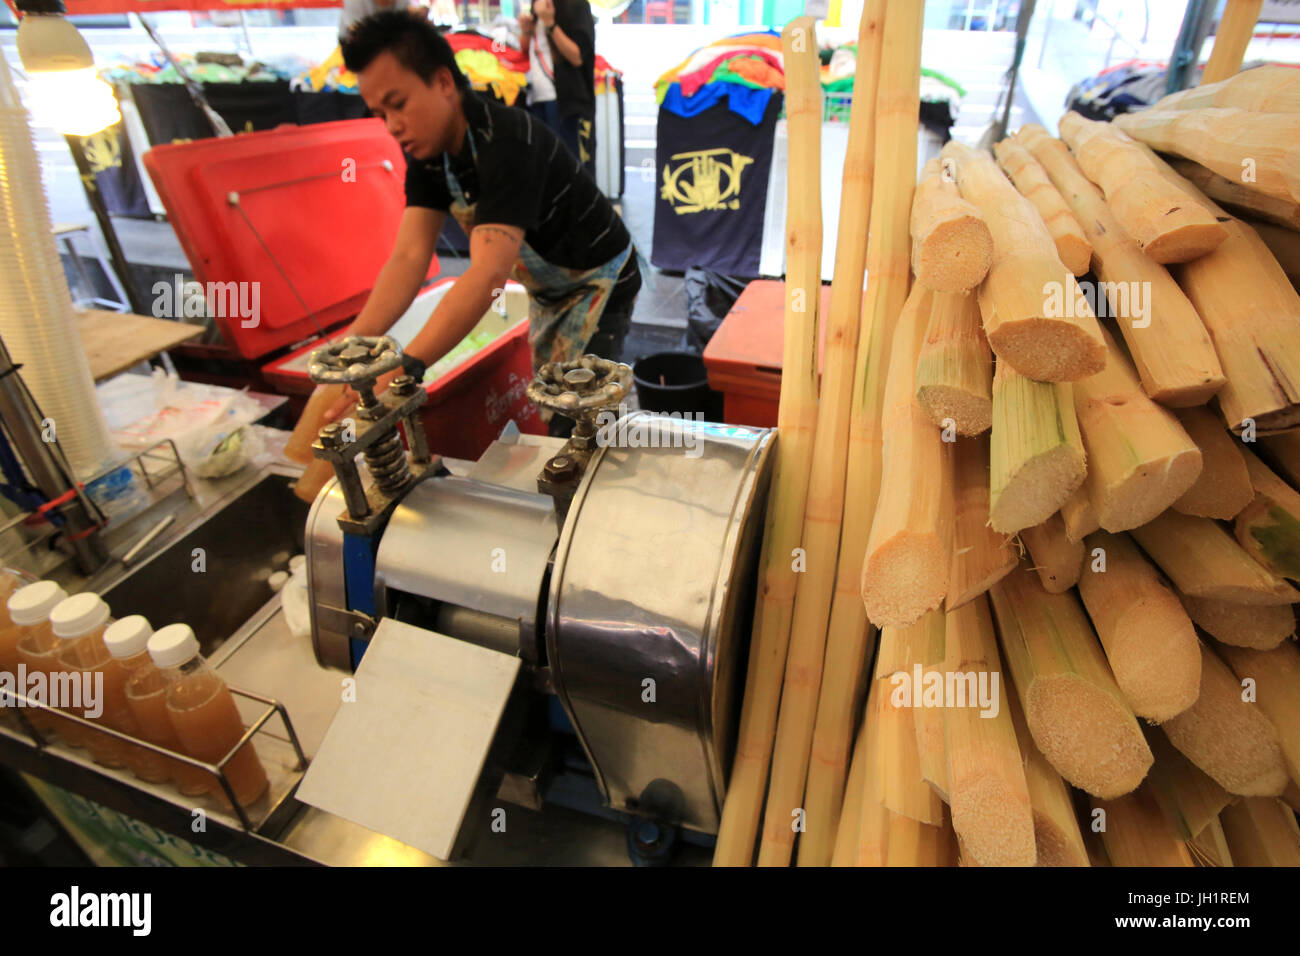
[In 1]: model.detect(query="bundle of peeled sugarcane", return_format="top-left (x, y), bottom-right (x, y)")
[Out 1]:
top-left (718, 8), bottom-right (1300, 867)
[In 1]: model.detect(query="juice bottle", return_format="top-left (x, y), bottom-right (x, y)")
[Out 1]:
top-left (0, 570), bottom-right (35, 729)
top-left (10, 581), bottom-right (70, 739)
top-left (50, 593), bottom-right (123, 766)
top-left (150, 624), bottom-right (269, 807)
top-left (102, 616), bottom-right (171, 784)
top-left (124, 636), bottom-right (210, 798)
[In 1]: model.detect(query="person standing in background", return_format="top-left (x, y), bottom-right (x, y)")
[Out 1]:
top-left (518, 0), bottom-right (597, 176)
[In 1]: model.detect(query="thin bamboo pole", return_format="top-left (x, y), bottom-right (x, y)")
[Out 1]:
top-left (830, 700), bottom-right (870, 867)
top-left (1201, 0), bottom-right (1267, 85)
top-left (941, 139), bottom-right (1105, 382)
top-left (990, 562), bottom-right (1153, 798)
top-left (712, 16), bottom-right (823, 867)
top-left (759, 5), bottom-right (878, 868)
top-left (1015, 124), bottom-right (1225, 406)
top-left (857, 677), bottom-right (892, 866)
top-left (1058, 111), bottom-right (1227, 263)
top-left (1162, 642), bottom-right (1289, 796)
top-left (803, 0), bottom-right (923, 869)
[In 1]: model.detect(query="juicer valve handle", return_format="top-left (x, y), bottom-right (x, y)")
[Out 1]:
top-left (526, 354), bottom-right (633, 419)
top-left (308, 335), bottom-right (403, 389)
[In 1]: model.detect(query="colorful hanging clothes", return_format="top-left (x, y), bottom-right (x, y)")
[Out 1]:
top-left (660, 80), bottom-right (773, 126)
top-left (454, 48), bottom-right (527, 107)
top-left (713, 55), bottom-right (784, 92)
top-left (677, 48), bottom-right (784, 98)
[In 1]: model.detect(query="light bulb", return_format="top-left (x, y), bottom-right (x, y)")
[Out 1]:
top-left (24, 68), bottom-right (120, 136)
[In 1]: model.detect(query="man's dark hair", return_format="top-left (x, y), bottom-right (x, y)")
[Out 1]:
top-left (340, 10), bottom-right (469, 91)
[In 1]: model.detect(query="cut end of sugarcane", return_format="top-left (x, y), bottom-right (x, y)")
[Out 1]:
top-left (989, 446), bottom-right (1086, 535)
top-left (1034, 816), bottom-right (1090, 867)
top-left (1141, 222), bottom-right (1229, 264)
top-left (987, 318), bottom-right (1107, 383)
top-left (916, 215), bottom-right (994, 294)
top-left (1095, 448), bottom-right (1205, 532)
top-left (915, 386), bottom-right (993, 437)
top-left (862, 533), bottom-right (948, 627)
top-left (1181, 595), bottom-right (1296, 650)
top-left (1025, 673), bottom-right (1153, 798)
top-left (1108, 596), bottom-right (1202, 723)
top-left (950, 775), bottom-right (1037, 867)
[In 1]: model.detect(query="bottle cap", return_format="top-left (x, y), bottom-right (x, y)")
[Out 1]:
top-left (147, 623), bottom-right (200, 668)
top-left (104, 615), bottom-right (153, 659)
top-left (50, 593), bottom-right (111, 638)
top-left (7, 581), bottom-right (68, 626)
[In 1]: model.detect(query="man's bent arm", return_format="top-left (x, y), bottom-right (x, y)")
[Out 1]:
top-left (403, 223), bottom-right (524, 367)
top-left (347, 206), bottom-right (444, 338)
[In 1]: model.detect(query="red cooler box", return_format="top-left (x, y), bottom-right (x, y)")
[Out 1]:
top-left (702, 279), bottom-right (831, 427)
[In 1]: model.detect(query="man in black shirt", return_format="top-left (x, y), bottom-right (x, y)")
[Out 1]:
top-left (324, 11), bottom-right (640, 434)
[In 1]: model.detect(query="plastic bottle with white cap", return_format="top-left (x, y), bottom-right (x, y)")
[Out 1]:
top-left (120, 620), bottom-right (209, 797)
top-left (103, 616), bottom-right (171, 784)
top-left (149, 624), bottom-right (269, 807)
top-left (51, 593), bottom-right (123, 765)
top-left (11, 581), bottom-right (71, 740)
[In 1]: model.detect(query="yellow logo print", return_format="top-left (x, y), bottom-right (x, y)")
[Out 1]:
top-left (660, 148), bottom-right (753, 215)
top-left (83, 127), bottom-right (121, 174)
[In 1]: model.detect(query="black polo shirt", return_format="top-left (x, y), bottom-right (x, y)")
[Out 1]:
top-left (404, 91), bottom-right (629, 271)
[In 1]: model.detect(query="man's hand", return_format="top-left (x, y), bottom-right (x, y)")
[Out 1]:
top-left (534, 0), bottom-right (555, 29)
top-left (518, 8), bottom-right (535, 35)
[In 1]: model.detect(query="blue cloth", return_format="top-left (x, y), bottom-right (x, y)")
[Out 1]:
top-left (661, 81), bottom-right (774, 126)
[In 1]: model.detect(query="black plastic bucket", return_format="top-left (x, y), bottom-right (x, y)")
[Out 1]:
top-left (632, 351), bottom-right (724, 420)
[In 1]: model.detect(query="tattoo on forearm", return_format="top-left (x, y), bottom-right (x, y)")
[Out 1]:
top-left (475, 225), bottom-right (523, 244)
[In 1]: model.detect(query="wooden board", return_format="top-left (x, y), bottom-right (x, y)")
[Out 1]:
top-left (75, 309), bottom-right (203, 382)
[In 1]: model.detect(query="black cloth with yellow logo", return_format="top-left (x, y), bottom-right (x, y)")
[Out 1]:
top-left (651, 93), bottom-right (781, 276)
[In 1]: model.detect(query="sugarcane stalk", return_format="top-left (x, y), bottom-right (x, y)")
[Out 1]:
top-left (1072, 326), bottom-right (1204, 531)
top-left (941, 139), bottom-right (1105, 382)
top-left (1217, 638), bottom-right (1300, 788)
top-left (1145, 725), bottom-right (1234, 842)
top-left (1167, 156), bottom-right (1300, 231)
top-left (993, 137), bottom-right (1092, 276)
top-left (1181, 595), bottom-right (1296, 650)
top-left (1235, 446), bottom-right (1300, 579)
top-left (1130, 509), bottom-right (1300, 605)
top-left (910, 157), bottom-right (993, 293)
top-left (1152, 62), bottom-right (1300, 112)
top-left (947, 435), bottom-right (1018, 607)
top-left (1093, 787), bottom-right (1195, 867)
top-left (1170, 406), bottom-right (1254, 519)
top-left (1161, 642), bottom-right (1289, 796)
top-left (1219, 796), bottom-right (1300, 865)
top-left (1078, 530), bottom-right (1202, 721)
top-left (1057, 111), bottom-right (1227, 263)
top-left (1015, 123), bottom-right (1225, 407)
top-left (914, 290), bottom-right (993, 437)
top-left (990, 562), bottom-right (1153, 798)
top-left (988, 361), bottom-right (1086, 535)
top-left (1060, 485), bottom-right (1100, 543)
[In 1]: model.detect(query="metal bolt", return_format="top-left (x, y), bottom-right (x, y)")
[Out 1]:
top-left (390, 375), bottom-right (417, 397)
top-left (544, 455), bottom-right (577, 483)
top-left (319, 423), bottom-right (343, 449)
top-left (634, 820), bottom-right (661, 851)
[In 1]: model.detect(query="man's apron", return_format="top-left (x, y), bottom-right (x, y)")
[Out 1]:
top-left (442, 129), bottom-right (633, 382)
